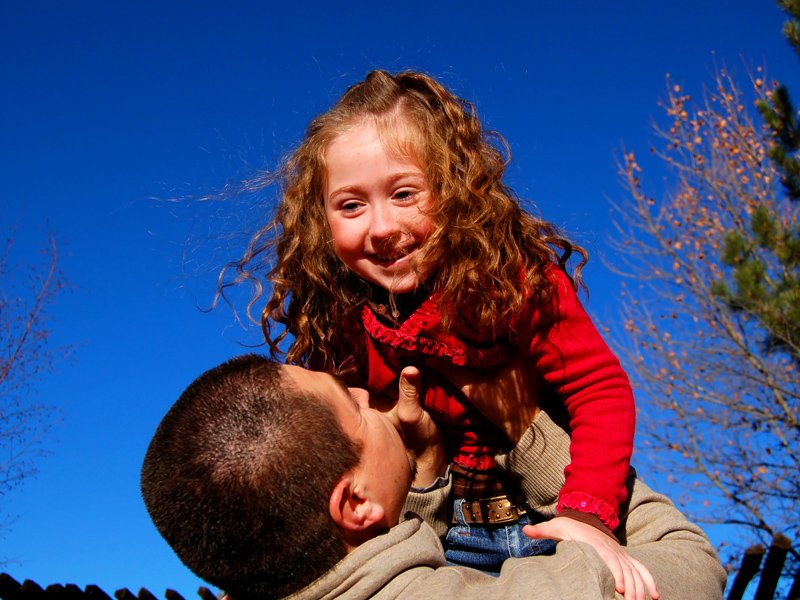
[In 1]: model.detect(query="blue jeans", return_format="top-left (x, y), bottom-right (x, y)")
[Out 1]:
top-left (444, 498), bottom-right (557, 575)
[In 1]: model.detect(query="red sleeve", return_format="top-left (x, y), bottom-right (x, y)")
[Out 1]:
top-left (511, 268), bottom-right (634, 530)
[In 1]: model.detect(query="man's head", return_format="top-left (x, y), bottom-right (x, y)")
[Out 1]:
top-left (141, 355), bottom-right (413, 599)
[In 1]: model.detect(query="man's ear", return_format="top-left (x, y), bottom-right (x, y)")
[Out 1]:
top-left (329, 472), bottom-right (386, 531)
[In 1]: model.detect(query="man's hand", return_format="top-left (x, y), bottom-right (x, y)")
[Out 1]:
top-left (524, 517), bottom-right (659, 600)
top-left (381, 367), bottom-right (447, 487)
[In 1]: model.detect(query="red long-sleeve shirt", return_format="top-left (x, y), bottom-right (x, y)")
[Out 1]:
top-left (360, 268), bottom-right (635, 530)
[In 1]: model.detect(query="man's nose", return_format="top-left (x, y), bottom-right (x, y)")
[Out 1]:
top-left (349, 387), bottom-right (371, 409)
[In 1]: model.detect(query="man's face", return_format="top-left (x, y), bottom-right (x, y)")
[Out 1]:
top-left (282, 364), bottom-right (414, 527)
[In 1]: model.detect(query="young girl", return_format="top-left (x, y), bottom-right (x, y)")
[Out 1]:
top-left (223, 70), bottom-right (653, 597)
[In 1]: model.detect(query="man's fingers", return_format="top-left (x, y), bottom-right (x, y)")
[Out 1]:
top-left (397, 366), bottom-right (422, 422)
top-left (398, 366), bottom-right (421, 399)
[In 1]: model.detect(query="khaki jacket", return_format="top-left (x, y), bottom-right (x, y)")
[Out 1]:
top-left (289, 411), bottom-right (725, 599)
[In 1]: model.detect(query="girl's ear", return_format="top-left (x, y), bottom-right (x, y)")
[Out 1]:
top-left (329, 473), bottom-right (386, 532)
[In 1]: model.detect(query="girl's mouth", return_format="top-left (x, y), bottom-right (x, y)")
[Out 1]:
top-left (369, 245), bottom-right (417, 266)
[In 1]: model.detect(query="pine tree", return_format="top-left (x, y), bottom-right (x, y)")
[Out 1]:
top-left (712, 1), bottom-right (800, 360)
top-left (607, 68), bottom-right (800, 571)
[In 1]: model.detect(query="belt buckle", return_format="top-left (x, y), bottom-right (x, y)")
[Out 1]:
top-left (461, 495), bottom-right (526, 525)
top-left (484, 495), bottom-right (525, 525)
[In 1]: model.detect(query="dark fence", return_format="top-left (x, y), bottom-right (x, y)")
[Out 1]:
top-left (726, 535), bottom-right (799, 600)
top-left (3, 537), bottom-right (799, 600)
top-left (0, 573), bottom-right (218, 600)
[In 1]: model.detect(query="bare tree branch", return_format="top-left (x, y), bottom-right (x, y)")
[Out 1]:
top-left (606, 69), bottom-right (799, 571)
top-left (0, 229), bottom-right (69, 540)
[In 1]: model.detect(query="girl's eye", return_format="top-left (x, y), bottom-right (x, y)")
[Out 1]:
top-left (341, 200), bottom-right (362, 212)
top-left (394, 189), bottom-right (417, 201)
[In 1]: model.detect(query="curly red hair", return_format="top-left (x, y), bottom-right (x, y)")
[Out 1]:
top-left (218, 70), bottom-right (587, 377)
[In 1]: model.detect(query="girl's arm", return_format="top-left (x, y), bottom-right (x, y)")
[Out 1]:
top-left (437, 361), bottom-right (654, 599)
top-left (511, 267), bottom-right (635, 531)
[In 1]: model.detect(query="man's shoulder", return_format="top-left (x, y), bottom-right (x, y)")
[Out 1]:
top-left (284, 518), bottom-right (444, 600)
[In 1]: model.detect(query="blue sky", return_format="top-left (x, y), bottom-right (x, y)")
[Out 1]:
top-left (1, 1), bottom-right (796, 596)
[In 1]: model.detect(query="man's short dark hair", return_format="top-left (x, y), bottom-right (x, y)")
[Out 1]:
top-left (141, 355), bottom-right (361, 599)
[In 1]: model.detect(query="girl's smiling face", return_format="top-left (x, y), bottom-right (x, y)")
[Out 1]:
top-left (323, 119), bottom-right (434, 294)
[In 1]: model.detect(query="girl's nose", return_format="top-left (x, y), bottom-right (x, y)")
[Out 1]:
top-left (368, 203), bottom-right (400, 241)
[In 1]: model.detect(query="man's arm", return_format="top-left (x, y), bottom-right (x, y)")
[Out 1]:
top-left (396, 365), bottom-right (724, 599)
top-left (498, 410), bottom-right (726, 600)
top-left (394, 367), bottom-right (448, 488)
top-left (379, 365), bottom-right (452, 535)
top-left (395, 407), bottom-right (723, 599)
top-left (613, 478), bottom-right (726, 600)
top-left (375, 366), bottom-right (447, 488)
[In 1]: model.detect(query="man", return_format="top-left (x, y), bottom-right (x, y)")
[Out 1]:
top-left (141, 355), bottom-right (725, 599)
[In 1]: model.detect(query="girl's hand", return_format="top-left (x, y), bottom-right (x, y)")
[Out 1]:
top-left (523, 517), bottom-right (659, 600)
top-left (425, 354), bottom-right (542, 444)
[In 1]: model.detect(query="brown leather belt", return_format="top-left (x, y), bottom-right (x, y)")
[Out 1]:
top-left (452, 494), bottom-right (527, 525)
